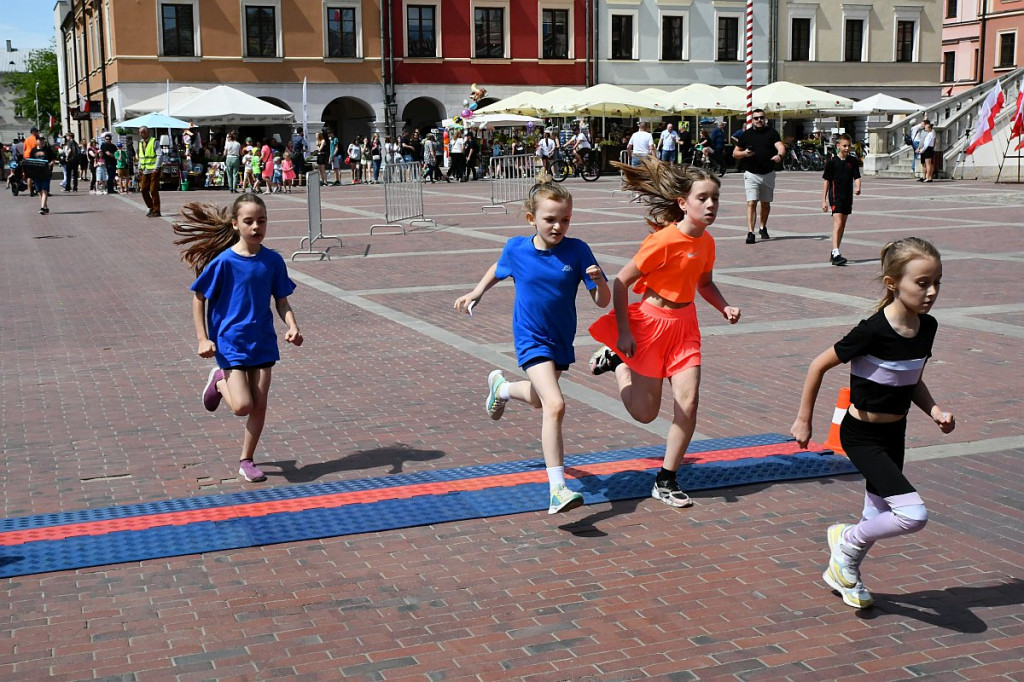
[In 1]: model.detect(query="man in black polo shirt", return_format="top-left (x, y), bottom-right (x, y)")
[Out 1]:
top-left (733, 109), bottom-right (786, 244)
top-left (100, 132), bottom-right (118, 194)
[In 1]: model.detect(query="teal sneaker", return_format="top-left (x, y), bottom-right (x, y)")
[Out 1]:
top-left (548, 485), bottom-right (584, 514)
top-left (486, 369), bottom-right (508, 420)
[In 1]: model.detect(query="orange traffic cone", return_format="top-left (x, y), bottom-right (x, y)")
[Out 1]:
top-left (822, 387), bottom-right (850, 455)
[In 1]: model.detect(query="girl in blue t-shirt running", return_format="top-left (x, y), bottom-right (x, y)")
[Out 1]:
top-left (454, 179), bottom-right (611, 515)
top-left (172, 193), bottom-right (304, 483)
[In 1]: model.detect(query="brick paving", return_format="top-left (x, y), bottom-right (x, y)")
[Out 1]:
top-left (1, 171), bottom-right (1022, 680)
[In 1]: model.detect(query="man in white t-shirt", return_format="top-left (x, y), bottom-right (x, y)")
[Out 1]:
top-left (565, 127), bottom-right (592, 169)
top-left (657, 123), bottom-right (679, 164)
top-left (627, 122), bottom-right (654, 167)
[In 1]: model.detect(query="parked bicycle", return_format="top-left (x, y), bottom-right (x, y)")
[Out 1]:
top-left (550, 148), bottom-right (601, 182)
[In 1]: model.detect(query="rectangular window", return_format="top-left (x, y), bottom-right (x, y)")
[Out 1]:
top-left (998, 32), bottom-right (1016, 68)
top-left (245, 5), bottom-right (277, 57)
top-left (327, 7), bottom-right (357, 58)
top-left (943, 51), bottom-right (955, 82)
top-left (475, 7), bottom-right (504, 58)
top-left (717, 16), bottom-right (739, 61)
top-left (542, 9), bottom-right (569, 59)
top-left (161, 4), bottom-right (195, 57)
top-left (662, 15), bottom-right (684, 61)
top-left (611, 14), bottom-right (634, 60)
top-left (945, 0), bottom-right (957, 19)
top-left (844, 19), bottom-right (863, 62)
top-left (896, 20), bottom-right (915, 62)
top-left (791, 18), bottom-right (811, 61)
top-left (407, 5), bottom-right (436, 57)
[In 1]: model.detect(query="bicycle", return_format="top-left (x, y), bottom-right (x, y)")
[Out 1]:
top-left (550, 148), bottom-right (601, 182)
top-left (783, 144), bottom-right (810, 171)
top-left (689, 146), bottom-right (726, 176)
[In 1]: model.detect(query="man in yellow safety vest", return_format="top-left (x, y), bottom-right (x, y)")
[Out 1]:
top-left (138, 126), bottom-right (162, 217)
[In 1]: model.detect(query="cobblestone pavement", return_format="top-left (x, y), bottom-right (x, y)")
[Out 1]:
top-left (1, 171), bottom-right (1022, 680)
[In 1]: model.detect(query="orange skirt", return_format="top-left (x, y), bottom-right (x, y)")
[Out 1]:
top-left (589, 299), bottom-right (701, 379)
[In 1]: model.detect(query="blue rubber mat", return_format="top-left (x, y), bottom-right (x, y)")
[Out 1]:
top-left (0, 434), bottom-right (858, 578)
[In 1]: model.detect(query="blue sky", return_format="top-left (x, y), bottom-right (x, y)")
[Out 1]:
top-left (1, 3), bottom-right (60, 53)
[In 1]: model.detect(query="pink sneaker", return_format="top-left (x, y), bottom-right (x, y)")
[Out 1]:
top-left (238, 459), bottom-right (266, 482)
top-left (202, 368), bottom-right (224, 412)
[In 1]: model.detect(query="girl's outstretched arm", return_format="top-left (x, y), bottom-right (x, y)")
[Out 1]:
top-left (912, 379), bottom-right (955, 433)
top-left (192, 292), bottom-right (216, 358)
top-left (791, 347), bottom-right (842, 448)
top-left (454, 262), bottom-right (500, 314)
top-left (586, 265), bottom-right (611, 308)
top-left (612, 261), bottom-right (643, 357)
top-left (697, 272), bottom-right (740, 323)
top-left (275, 296), bottom-right (303, 346)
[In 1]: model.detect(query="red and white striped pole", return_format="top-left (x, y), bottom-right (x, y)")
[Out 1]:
top-left (744, 0), bottom-right (754, 128)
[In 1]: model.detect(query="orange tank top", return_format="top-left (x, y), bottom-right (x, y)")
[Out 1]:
top-left (631, 226), bottom-right (715, 304)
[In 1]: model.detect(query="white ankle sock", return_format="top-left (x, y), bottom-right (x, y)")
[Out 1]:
top-left (498, 383), bottom-right (511, 400)
top-left (547, 466), bottom-right (565, 493)
top-left (832, 248), bottom-right (841, 257)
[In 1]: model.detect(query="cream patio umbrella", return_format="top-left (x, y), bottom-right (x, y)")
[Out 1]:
top-left (753, 81), bottom-right (854, 115)
top-left (822, 93), bottom-right (920, 116)
top-left (530, 87), bottom-right (586, 116)
top-left (666, 84), bottom-right (745, 115)
top-left (475, 91), bottom-right (543, 116)
top-left (123, 86), bottom-right (206, 116)
top-left (549, 83), bottom-right (671, 118)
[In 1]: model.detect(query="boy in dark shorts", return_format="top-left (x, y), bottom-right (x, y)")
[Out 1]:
top-left (822, 134), bottom-right (861, 266)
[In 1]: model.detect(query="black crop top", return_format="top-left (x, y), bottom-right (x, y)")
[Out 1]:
top-left (833, 310), bottom-right (937, 415)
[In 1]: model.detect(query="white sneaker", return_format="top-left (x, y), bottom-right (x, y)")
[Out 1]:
top-left (822, 569), bottom-right (874, 609)
top-left (548, 484), bottom-right (584, 514)
top-left (485, 369), bottom-right (507, 420)
top-left (826, 523), bottom-right (868, 588)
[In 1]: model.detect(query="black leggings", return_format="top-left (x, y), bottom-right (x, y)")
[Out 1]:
top-left (839, 413), bottom-right (915, 498)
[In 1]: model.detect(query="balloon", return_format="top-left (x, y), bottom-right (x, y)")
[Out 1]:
top-left (463, 99), bottom-right (469, 106)
top-left (462, 108), bottom-right (472, 118)
top-left (444, 131), bottom-right (450, 143)
top-left (526, 122), bottom-right (535, 132)
top-left (453, 116), bottom-right (463, 126)
top-left (468, 102), bottom-right (478, 111)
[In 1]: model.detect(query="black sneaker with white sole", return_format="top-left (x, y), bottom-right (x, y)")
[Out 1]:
top-left (830, 253), bottom-right (848, 266)
top-left (652, 478), bottom-right (694, 508)
top-left (589, 346), bottom-right (623, 376)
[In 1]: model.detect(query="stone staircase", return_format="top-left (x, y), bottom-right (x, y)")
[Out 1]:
top-left (864, 66), bottom-right (1024, 181)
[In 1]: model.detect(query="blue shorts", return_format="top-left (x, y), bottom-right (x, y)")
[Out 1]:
top-left (522, 357), bottom-right (570, 372)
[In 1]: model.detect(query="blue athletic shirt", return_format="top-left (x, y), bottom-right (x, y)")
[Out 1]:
top-left (495, 235), bottom-right (603, 367)
top-left (191, 246), bottom-right (297, 368)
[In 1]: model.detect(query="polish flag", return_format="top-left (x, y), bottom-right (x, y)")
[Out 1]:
top-left (1010, 78), bottom-right (1024, 151)
top-left (965, 81), bottom-right (1005, 155)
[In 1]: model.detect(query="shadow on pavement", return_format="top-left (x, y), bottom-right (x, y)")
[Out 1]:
top-left (261, 443), bottom-right (446, 482)
top-left (858, 577), bottom-right (1024, 632)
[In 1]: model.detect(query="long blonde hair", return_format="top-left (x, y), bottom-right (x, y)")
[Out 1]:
top-left (612, 156), bottom-right (719, 229)
top-left (172, 193), bottom-right (266, 275)
top-left (876, 237), bottom-right (942, 311)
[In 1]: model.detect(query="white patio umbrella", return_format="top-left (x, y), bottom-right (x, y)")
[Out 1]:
top-left (468, 113), bottom-right (544, 128)
top-left (753, 81), bottom-right (854, 114)
top-left (667, 84), bottom-right (745, 115)
top-left (822, 93), bottom-right (921, 116)
top-left (530, 87), bottom-right (585, 116)
top-left (475, 91), bottom-right (544, 116)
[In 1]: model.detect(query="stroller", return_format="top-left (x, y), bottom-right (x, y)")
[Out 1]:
top-left (8, 160), bottom-right (28, 196)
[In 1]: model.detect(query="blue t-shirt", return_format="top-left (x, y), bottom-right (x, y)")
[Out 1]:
top-left (495, 235), bottom-right (603, 367)
top-left (191, 246), bottom-right (297, 368)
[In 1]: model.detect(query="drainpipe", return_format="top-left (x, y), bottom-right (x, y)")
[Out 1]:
top-left (976, 0), bottom-right (987, 86)
top-left (97, 0), bottom-right (109, 130)
top-left (593, 0), bottom-right (599, 85)
top-left (585, 0), bottom-right (591, 87)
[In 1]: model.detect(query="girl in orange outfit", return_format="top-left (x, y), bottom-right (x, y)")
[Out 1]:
top-left (589, 158), bottom-right (741, 508)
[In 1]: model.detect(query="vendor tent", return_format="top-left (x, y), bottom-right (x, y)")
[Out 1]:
top-left (172, 85), bottom-right (294, 125)
top-left (123, 86), bottom-right (205, 116)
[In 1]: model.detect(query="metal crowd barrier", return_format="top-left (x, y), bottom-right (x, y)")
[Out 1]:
top-left (370, 161), bottom-right (437, 235)
top-left (482, 153), bottom-right (540, 213)
top-left (292, 172), bottom-right (342, 260)
top-left (613, 149), bottom-right (634, 201)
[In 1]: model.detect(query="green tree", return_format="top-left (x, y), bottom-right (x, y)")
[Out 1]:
top-left (1, 45), bottom-right (60, 135)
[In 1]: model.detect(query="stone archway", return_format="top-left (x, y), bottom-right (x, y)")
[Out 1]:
top-left (401, 97), bottom-right (445, 136)
top-left (321, 97), bottom-right (374, 147)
